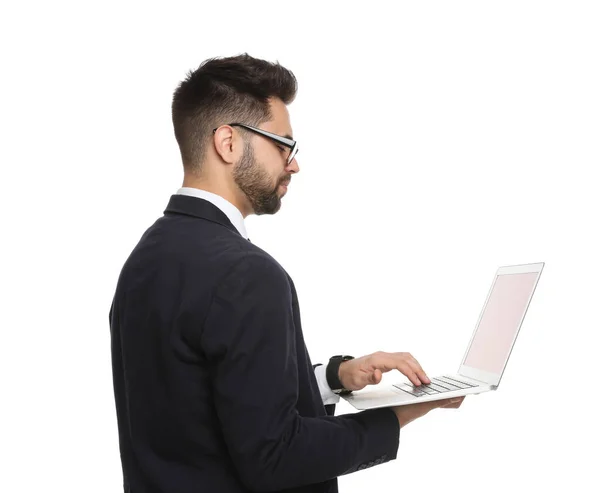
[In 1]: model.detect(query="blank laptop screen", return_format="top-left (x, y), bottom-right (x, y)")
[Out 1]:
top-left (463, 272), bottom-right (539, 374)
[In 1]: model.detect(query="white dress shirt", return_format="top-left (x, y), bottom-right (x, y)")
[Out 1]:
top-left (176, 187), bottom-right (341, 406)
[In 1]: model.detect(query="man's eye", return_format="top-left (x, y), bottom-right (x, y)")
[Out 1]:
top-left (277, 146), bottom-right (286, 153)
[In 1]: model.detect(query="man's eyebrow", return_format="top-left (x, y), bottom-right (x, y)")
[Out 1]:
top-left (283, 133), bottom-right (294, 140)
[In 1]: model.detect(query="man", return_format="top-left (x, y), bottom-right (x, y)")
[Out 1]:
top-left (109, 53), bottom-right (464, 493)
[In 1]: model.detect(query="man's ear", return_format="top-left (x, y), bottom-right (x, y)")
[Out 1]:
top-left (213, 126), bottom-right (238, 164)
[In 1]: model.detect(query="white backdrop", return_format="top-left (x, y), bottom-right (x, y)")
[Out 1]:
top-left (1, 1), bottom-right (599, 492)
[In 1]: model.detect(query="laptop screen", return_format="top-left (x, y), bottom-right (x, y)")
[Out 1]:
top-left (463, 272), bottom-right (539, 375)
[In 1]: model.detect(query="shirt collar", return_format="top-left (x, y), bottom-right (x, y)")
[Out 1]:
top-left (175, 187), bottom-right (248, 240)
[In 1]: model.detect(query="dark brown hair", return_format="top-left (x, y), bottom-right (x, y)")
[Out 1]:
top-left (171, 53), bottom-right (298, 173)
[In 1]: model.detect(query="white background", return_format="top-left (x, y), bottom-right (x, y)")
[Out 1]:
top-left (1, 1), bottom-right (599, 492)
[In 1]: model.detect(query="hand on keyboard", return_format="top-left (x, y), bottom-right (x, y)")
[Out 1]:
top-left (338, 351), bottom-right (431, 391)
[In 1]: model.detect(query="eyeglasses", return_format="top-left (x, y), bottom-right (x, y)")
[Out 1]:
top-left (212, 122), bottom-right (299, 164)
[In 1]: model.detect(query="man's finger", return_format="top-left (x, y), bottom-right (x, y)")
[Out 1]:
top-left (370, 369), bottom-right (382, 385)
top-left (376, 353), bottom-right (430, 386)
top-left (414, 368), bottom-right (431, 385)
top-left (404, 362), bottom-right (430, 386)
top-left (399, 363), bottom-right (422, 386)
top-left (398, 353), bottom-right (430, 385)
top-left (408, 358), bottom-right (431, 384)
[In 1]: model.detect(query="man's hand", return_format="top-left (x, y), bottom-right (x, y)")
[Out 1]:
top-left (338, 351), bottom-right (431, 391)
top-left (392, 396), bottom-right (466, 428)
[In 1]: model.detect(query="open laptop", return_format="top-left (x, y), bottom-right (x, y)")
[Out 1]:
top-left (342, 262), bottom-right (545, 410)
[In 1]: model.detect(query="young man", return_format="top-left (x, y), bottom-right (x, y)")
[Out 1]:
top-left (109, 53), bottom-right (464, 493)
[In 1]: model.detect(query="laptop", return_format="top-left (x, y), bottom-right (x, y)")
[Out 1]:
top-left (342, 262), bottom-right (545, 410)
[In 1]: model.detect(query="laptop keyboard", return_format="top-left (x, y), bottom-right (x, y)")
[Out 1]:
top-left (393, 375), bottom-right (479, 397)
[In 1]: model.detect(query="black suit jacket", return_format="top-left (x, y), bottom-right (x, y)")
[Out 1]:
top-left (109, 194), bottom-right (400, 493)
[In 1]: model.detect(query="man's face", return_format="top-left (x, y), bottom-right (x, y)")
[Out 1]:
top-left (232, 98), bottom-right (299, 215)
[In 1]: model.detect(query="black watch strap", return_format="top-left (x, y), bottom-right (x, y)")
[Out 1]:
top-left (326, 355), bottom-right (354, 395)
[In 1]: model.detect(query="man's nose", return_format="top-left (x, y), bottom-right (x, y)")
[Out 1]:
top-left (286, 157), bottom-right (299, 174)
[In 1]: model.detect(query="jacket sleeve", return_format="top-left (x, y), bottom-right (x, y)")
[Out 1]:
top-left (201, 253), bottom-right (400, 491)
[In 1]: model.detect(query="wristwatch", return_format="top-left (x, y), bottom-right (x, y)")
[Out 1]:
top-left (326, 355), bottom-right (355, 395)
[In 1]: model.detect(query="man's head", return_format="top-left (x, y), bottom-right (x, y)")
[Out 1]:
top-left (172, 54), bottom-right (300, 217)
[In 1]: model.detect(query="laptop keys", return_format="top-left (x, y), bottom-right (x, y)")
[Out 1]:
top-left (394, 375), bottom-right (480, 398)
top-left (394, 382), bottom-right (450, 396)
top-left (418, 386), bottom-right (440, 395)
top-left (431, 378), bottom-right (462, 390)
top-left (438, 376), bottom-right (478, 388)
top-left (394, 384), bottom-right (427, 397)
top-left (425, 382), bottom-right (454, 393)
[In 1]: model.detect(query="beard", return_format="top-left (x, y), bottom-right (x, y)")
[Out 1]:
top-left (233, 141), bottom-right (286, 215)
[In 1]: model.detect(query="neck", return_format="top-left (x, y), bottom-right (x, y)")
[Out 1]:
top-left (182, 175), bottom-right (251, 218)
